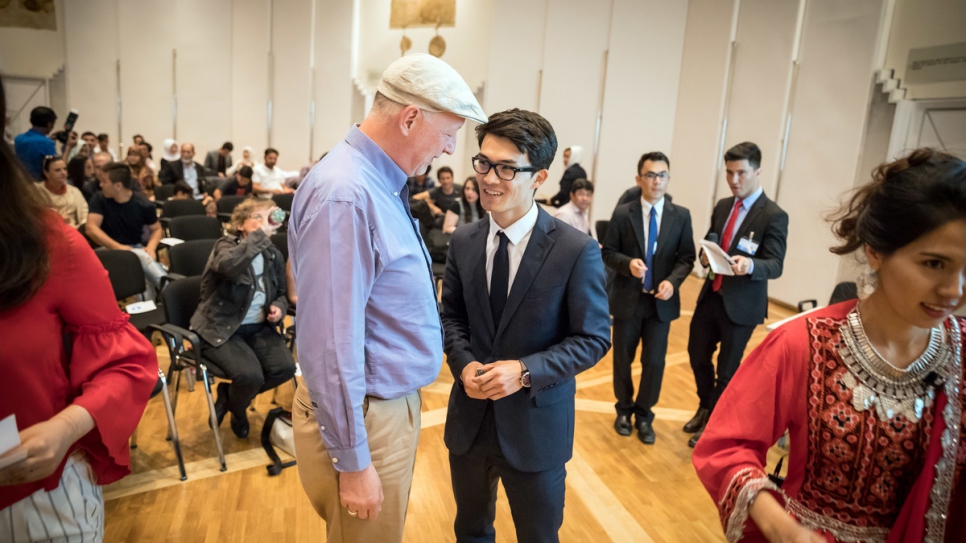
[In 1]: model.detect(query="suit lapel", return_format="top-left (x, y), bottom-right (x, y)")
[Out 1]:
top-left (496, 209), bottom-right (556, 337)
top-left (655, 201), bottom-right (676, 258)
top-left (467, 220), bottom-right (496, 336)
top-left (731, 194), bottom-right (767, 251)
top-left (628, 199), bottom-right (648, 259)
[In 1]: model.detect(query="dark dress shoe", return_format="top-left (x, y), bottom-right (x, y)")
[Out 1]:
top-left (637, 422), bottom-right (656, 445)
top-left (614, 414), bottom-right (632, 436)
top-left (230, 413), bottom-right (250, 439)
top-left (209, 382), bottom-right (229, 429)
top-left (688, 428), bottom-right (703, 448)
top-left (683, 407), bottom-right (710, 433)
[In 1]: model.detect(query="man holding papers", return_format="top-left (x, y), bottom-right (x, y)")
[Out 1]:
top-left (685, 142), bottom-right (788, 448)
top-left (602, 152), bottom-right (695, 444)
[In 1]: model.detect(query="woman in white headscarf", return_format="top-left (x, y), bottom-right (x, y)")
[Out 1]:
top-left (226, 146), bottom-right (256, 177)
top-left (160, 138), bottom-right (179, 168)
top-left (550, 145), bottom-right (588, 207)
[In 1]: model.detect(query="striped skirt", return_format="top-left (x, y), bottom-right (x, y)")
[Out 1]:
top-left (0, 453), bottom-right (103, 543)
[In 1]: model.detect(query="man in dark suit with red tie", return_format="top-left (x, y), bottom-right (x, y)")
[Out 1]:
top-left (602, 151), bottom-right (695, 444)
top-left (685, 141), bottom-right (788, 448)
top-left (441, 109), bottom-right (611, 543)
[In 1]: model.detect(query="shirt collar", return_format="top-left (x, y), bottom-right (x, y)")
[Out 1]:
top-left (489, 201), bottom-right (539, 245)
top-left (739, 186), bottom-right (764, 209)
top-left (640, 196), bottom-right (665, 216)
top-left (345, 125), bottom-right (408, 193)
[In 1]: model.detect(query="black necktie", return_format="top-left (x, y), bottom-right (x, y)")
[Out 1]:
top-left (489, 231), bottom-right (510, 326)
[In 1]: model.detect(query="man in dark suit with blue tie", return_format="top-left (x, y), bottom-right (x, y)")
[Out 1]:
top-left (441, 109), bottom-right (611, 543)
top-left (602, 152), bottom-right (695, 444)
top-left (685, 141), bottom-right (788, 448)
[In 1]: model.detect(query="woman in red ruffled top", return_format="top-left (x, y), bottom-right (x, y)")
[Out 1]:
top-left (0, 76), bottom-right (158, 541)
top-left (693, 148), bottom-right (966, 543)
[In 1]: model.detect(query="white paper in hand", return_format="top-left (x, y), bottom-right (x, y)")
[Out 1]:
top-left (700, 240), bottom-right (736, 276)
top-left (0, 414), bottom-right (27, 470)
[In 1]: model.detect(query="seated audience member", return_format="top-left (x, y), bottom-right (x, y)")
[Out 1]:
top-left (550, 145), bottom-right (587, 207)
top-left (172, 180), bottom-right (194, 199)
top-left (14, 106), bottom-right (57, 180)
top-left (132, 134), bottom-right (144, 146)
top-left (95, 133), bottom-right (118, 161)
top-left (159, 142), bottom-right (208, 196)
top-left (414, 166), bottom-right (461, 219)
top-left (68, 131), bottom-right (97, 161)
top-left (555, 178), bottom-right (594, 236)
top-left (87, 151), bottom-right (112, 200)
top-left (406, 164), bottom-right (435, 195)
top-left (226, 145), bottom-right (255, 176)
top-left (67, 155), bottom-right (95, 201)
top-left (205, 141), bottom-right (234, 177)
top-left (252, 148), bottom-right (295, 198)
top-left (140, 141), bottom-right (158, 174)
top-left (189, 198), bottom-right (296, 438)
top-left (85, 162), bottom-right (166, 299)
top-left (0, 79), bottom-right (157, 540)
top-left (442, 177), bottom-right (484, 234)
top-left (37, 156), bottom-right (88, 228)
top-left (215, 165), bottom-right (255, 200)
top-left (126, 145), bottom-right (156, 199)
top-left (159, 138), bottom-right (180, 173)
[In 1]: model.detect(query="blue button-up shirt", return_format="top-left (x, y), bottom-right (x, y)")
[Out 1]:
top-left (724, 186), bottom-right (763, 273)
top-left (14, 128), bottom-right (57, 180)
top-left (289, 126), bottom-right (442, 472)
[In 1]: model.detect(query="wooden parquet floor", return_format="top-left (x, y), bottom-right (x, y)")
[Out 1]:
top-left (103, 275), bottom-right (795, 542)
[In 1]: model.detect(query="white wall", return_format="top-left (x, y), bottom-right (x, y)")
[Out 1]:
top-left (884, 0), bottom-right (966, 100)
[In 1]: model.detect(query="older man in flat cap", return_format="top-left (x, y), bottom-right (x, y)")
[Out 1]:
top-left (289, 53), bottom-right (486, 542)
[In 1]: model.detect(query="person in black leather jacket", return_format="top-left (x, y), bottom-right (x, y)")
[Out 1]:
top-left (189, 198), bottom-right (296, 438)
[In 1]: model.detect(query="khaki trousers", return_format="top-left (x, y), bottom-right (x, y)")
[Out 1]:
top-left (293, 382), bottom-right (421, 543)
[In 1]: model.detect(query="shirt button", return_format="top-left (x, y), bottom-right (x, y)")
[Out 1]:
top-left (331, 458), bottom-right (338, 463)
top-left (393, 191), bottom-right (399, 196)
top-left (320, 425), bottom-right (325, 431)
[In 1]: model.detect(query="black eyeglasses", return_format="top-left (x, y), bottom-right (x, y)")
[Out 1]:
top-left (472, 156), bottom-right (540, 182)
top-left (641, 171), bottom-right (669, 181)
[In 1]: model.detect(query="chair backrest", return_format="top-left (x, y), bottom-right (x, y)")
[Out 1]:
top-left (217, 194), bottom-right (247, 215)
top-left (154, 183), bottom-right (176, 202)
top-left (162, 199), bottom-right (206, 218)
top-left (205, 176), bottom-right (225, 196)
top-left (168, 239), bottom-right (216, 277)
top-left (168, 216), bottom-right (223, 241)
top-left (270, 232), bottom-right (288, 262)
top-left (95, 249), bottom-right (146, 300)
top-left (160, 275), bottom-right (203, 329)
top-left (272, 192), bottom-right (295, 212)
top-left (595, 220), bottom-right (610, 243)
top-left (829, 281), bottom-right (858, 305)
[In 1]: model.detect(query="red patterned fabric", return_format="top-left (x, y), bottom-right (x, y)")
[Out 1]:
top-left (0, 213), bottom-right (158, 510)
top-left (693, 301), bottom-right (966, 542)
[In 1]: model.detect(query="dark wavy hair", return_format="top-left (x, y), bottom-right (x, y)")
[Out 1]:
top-left (461, 177), bottom-right (485, 223)
top-left (830, 148), bottom-right (966, 256)
top-left (0, 75), bottom-right (51, 311)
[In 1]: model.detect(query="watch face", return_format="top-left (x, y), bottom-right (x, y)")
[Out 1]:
top-left (521, 371), bottom-right (531, 387)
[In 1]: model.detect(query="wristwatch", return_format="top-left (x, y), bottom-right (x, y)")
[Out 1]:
top-left (519, 360), bottom-right (531, 388)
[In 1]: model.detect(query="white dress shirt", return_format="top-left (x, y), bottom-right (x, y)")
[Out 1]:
top-left (640, 196), bottom-right (665, 252)
top-left (555, 201), bottom-right (590, 236)
top-left (485, 202), bottom-right (540, 297)
top-left (253, 163), bottom-right (296, 198)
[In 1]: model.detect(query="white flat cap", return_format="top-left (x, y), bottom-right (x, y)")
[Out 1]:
top-left (377, 53), bottom-right (487, 125)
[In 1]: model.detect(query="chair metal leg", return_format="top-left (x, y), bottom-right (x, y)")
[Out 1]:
top-left (158, 369), bottom-right (187, 481)
top-left (200, 364), bottom-right (227, 472)
top-left (170, 363), bottom-right (182, 419)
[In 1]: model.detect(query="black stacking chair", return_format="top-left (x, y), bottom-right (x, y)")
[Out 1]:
top-left (217, 195), bottom-right (247, 221)
top-left (205, 177), bottom-right (225, 197)
top-left (161, 199), bottom-right (206, 232)
top-left (797, 281), bottom-right (858, 312)
top-left (270, 232), bottom-right (288, 262)
top-left (154, 184), bottom-right (176, 208)
top-left (151, 276), bottom-right (228, 472)
top-left (269, 232), bottom-right (297, 352)
top-left (167, 216), bottom-right (222, 241)
top-left (94, 249), bottom-right (186, 480)
top-left (272, 192), bottom-right (295, 213)
top-left (168, 239), bottom-right (216, 278)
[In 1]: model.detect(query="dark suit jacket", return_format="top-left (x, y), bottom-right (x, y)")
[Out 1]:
top-left (441, 208), bottom-right (611, 473)
top-left (697, 193), bottom-right (788, 326)
top-left (615, 187), bottom-right (674, 210)
top-left (602, 198), bottom-right (695, 322)
top-left (549, 164), bottom-right (587, 207)
top-left (159, 160), bottom-right (209, 192)
top-left (204, 150), bottom-right (232, 174)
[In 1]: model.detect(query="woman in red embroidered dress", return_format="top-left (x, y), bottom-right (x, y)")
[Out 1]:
top-left (693, 148), bottom-right (966, 543)
top-left (0, 76), bottom-right (158, 541)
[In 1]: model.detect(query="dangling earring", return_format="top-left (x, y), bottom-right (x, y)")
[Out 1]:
top-left (856, 266), bottom-right (878, 299)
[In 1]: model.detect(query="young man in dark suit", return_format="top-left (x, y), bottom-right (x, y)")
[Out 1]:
top-left (602, 151), bottom-right (695, 444)
top-left (441, 109), bottom-right (611, 543)
top-left (685, 141), bottom-right (788, 448)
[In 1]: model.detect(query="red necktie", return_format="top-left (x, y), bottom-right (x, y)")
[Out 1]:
top-left (712, 200), bottom-right (742, 292)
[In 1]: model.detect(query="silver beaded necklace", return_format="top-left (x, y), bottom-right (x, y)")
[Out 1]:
top-left (838, 306), bottom-right (953, 422)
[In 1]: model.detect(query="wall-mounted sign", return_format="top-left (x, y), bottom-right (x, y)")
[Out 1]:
top-left (0, 0), bottom-right (56, 30)
top-left (906, 42), bottom-right (966, 85)
top-left (390, 0), bottom-right (455, 29)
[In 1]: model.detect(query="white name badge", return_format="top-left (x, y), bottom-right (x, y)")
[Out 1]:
top-left (125, 300), bottom-right (158, 314)
top-left (737, 236), bottom-right (760, 255)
